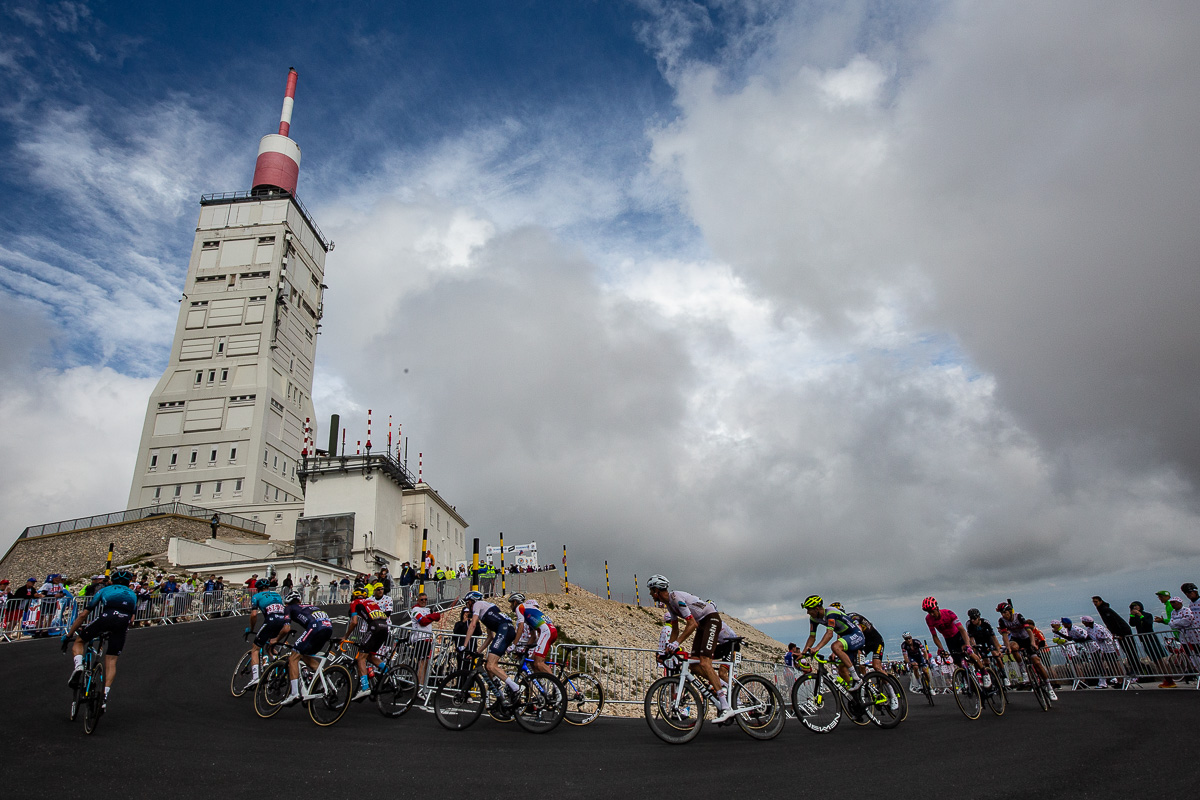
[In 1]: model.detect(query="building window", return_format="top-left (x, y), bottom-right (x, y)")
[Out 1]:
top-left (189, 450), bottom-right (198, 465)
top-left (202, 240), bottom-right (218, 249)
top-left (273, 455), bottom-right (279, 469)
top-left (264, 449), bottom-right (269, 466)
top-left (169, 452), bottom-right (178, 466)
top-left (275, 488), bottom-right (280, 501)
top-left (208, 370), bottom-right (216, 384)
top-left (173, 485), bottom-right (182, 498)
top-left (194, 371), bottom-right (202, 386)
top-left (217, 338), bottom-right (225, 355)
top-left (214, 481), bottom-right (222, 495)
top-left (230, 447), bottom-right (237, 461)
top-left (235, 479), bottom-right (243, 491)
top-left (149, 454), bottom-right (158, 469)
top-left (194, 483), bottom-right (202, 496)
top-left (153, 487), bottom-right (161, 499)
top-left (220, 368), bottom-right (228, 383)
top-left (209, 448), bottom-right (217, 463)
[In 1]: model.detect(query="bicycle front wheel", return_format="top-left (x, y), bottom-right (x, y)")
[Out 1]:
top-left (791, 673), bottom-right (840, 733)
top-left (254, 661), bottom-right (291, 718)
top-left (732, 675), bottom-right (785, 740)
top-left (951, 668), bottom-right (982, 720)
top-left (862, 671), bottom-right (903, 729)
top-left (1032, 670), bottom-right (1052, 712)
top-left (308, 664), bottom-right (353, 726)
top-left (83, 663), bottom-right (105, 735)
top-left (644, 676), bottom-right (704, 744)
top-left (984, 668), bottom-right (1007, 716)
top-left (562, 672), bottom-right (604, 726)
top-left (230, 649), bottom-right (254, 697)
top-left (433, 670), bottom-right (485, 731)
top-left (515, 672), bottom-right (567, 734)
top-left (921, 671), bottom-right (934, 706)
top-left (376, 664), bottom-right (418, 718)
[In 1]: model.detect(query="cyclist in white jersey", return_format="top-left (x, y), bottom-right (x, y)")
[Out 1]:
top-left (646, 575), bottom-right (733, 722)
top-left (459, 590), bottom-right (521, 703)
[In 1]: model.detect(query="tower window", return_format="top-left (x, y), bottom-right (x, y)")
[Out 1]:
top-left (149, 455), bottom-right (158, 469)
top-left (220, 368), bottom-right (229, 383)
top-left (202, 241), bottom-right (219, 249)
top-left (153, 487), bottom-right (161, 499)
top-left (169, 452), bottom-right (178, 466)
top-left (230, 447), bottom-right (237, 461)
top-left (173, 485), bottom-right (182, 498)
top-left (208, 370), bottom-right (216, 384)
top-left (194, 483), bottom-right (202, 496)
top-left (209, 449), bottom-right (217, 463)
top-left (235, 478), bottom-right (243, 491)
top-left (215, 481), bottom-right (223, 494)
top-left (189, 450), bottom-right (198, 464)
top-left (194, 371), bottom-right (202, 386)
top-left (217, 338), bottom-right (226, 355)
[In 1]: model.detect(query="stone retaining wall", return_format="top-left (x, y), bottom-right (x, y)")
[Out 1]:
top-left (0, 516), bottom-right (267, 583)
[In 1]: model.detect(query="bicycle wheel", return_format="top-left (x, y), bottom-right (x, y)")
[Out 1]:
top-left (644, 676), bottom-right (704, 744)
top-left (984, 669), bottom-right (1007, 716)
top-left (254, 661), bottom-right (291, 718)
top-left (921, 671), bottom-right (934, 706)
top-left (951, 668), bottom-right (982, 720)
top-left (308, 664), bottom-right (353, 726)
top-left (562, 672), bottom-right (604, 726)
top-left (433, 670), bottom-right (486, 731)
top-left (515, 672), bottom-right (567, 734)
top-left (732, 675), bottom-right (785, 740)
top-left (861, 672), bottom-right (903, 729)
top-left (230, 649), bottom-right (255, 697)
top-left (790, 673), bottom-right (840, 733)
top-left (83, 663), bottom-right (105, 735)
top-left (70, 667), bottom-right (85, 722)
top-left (1032, 671), bottom-right (1052, 712)
top-left (375, 664), bottom-right (418, 718)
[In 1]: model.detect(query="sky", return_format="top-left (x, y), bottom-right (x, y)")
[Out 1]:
top-left (1, 0), bottom-right (1198, 649)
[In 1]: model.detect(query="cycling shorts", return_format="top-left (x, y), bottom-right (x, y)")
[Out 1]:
top-left (531, 624), bottom-right (557, 659)
top-left (713, 639), bottom-right (735, 662)
top-left (488, 622), bottom-right (516, 656)
top-left (861, 641), bottom-right (884, 662)
top-left (254, 615), bottom-right (289, 648)
top-left (838, 629), bottom-right (866, 654)
top-left (78, 611), bottom-right (132, 657)
top-left (294, 624), bottom-right (333, 656)
top-left (907, 652), bottom-right (928, 668)
top-left (358, 625), bottom-right (388, 656)
top-left (946, 631), bottom-right (973, 665)
top-left (1012, 636), bottom-right (1036, 657)
top-left (692, 613), bottom-right (722, 659)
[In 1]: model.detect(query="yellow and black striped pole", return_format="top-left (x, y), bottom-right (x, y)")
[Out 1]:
top-left (471, 538), bottom-right (480, 592)
top-left (634, 574), bottom-right (639, 607)
top-left (500, 532), bottom-right (506, 597)
top-left (562, 544), bottom-right (569, 594)
top-left (105, 542), bottom-right (114, 578)
top-left (605, 561), bottom-right (610, 600)
top-left (419, 528), bottom-right (428, 595)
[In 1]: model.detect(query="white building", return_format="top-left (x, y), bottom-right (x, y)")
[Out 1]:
top-left (127, 69), bottom-right (328, 538)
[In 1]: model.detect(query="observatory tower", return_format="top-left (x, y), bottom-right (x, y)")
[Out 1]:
top-left (127, 69), bottom-right (330, 538)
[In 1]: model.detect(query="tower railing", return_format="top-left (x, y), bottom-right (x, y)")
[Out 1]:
top-left (199, 189), bottom-right (330, 252)
top-left (18, 502), bottom-right (267, 540)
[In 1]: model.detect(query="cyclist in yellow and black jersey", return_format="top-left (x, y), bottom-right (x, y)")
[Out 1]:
top-left (801, 595), bottom-right (864, 689)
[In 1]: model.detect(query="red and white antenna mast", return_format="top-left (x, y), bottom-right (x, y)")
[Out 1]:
top-left (252, 68), bottom-right (302, 195)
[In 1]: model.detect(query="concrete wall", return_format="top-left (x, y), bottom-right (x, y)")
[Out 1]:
top-left (0, 516), bottom-right (267, 584)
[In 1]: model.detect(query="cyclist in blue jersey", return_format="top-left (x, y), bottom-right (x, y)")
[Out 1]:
top-left (460, 590), bottom-right (521, 704)
top-left (509, 593), bottom-right (558, 675)
top-left (243, 579), bottom-right (289, 689)
top-left (281, 591), bottom-right (334, 706)
top-left (63, 568), bottom-right (138, 709)
top-left (800, 595), bottom-right (864, 690)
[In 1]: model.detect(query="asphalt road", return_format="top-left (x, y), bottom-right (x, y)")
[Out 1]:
top-left (2, 615), bottom-right (1195, 798)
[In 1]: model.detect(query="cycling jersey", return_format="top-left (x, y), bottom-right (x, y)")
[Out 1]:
top-left (925, 609), bottom-right (963, 639)
top-left (349, 597), bottom-right (388, 628)
top-left (862, 627), bottom-right (885, 658)
top-left (468, 600), bottom-right (512, 632)
top-left (810, 607), bottom-right (860, 637)
top-left (997, 613), bottom-right (1032, 640)
top-left (515, 602), bottom-right (552, 630)
top-left (250, 591), bottom-right (287, 619)
top-left (901, 639), bottom-right (927, 664)
top-left (86, 585), bottom-right (137, 616)
top-left (664, 591), bottom-right (717, 622)
top-left (966, 619), bottom-right (998, 650)
top-left (287, 603), bottom-right (333, 630)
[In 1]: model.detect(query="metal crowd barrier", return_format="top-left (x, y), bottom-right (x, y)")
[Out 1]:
top-left (0, 590), bottom-right (252, 642)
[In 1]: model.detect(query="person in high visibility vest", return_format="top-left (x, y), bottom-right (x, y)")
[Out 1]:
top-left (484, 563), bottom-right (497, 597)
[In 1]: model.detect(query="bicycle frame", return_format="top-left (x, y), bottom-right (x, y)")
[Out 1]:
top-left (661, 646), bottom-right (769, 717)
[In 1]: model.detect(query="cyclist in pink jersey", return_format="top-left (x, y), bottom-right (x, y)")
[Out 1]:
top-left (921, 597), bottom-right (992, 687)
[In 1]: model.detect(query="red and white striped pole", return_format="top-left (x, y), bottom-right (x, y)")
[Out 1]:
top-left (278, 68), bottom-right (298, 137)
top-left (302, 417), bottom-right (310, 457)
top-left (388, 416), bottom-right (393, 458)
top-left (366, 408), bottom-right (372, 453)
top-left (418, 453), bottom-right (423, 484)
top-left (356, 440), bottom-right (361, 456)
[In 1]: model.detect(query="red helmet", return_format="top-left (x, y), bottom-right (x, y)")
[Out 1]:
top-left (921, 596), bottom-right (939, 613)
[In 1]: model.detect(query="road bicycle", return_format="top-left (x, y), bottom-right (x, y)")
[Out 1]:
top-left (433, 651), bottom-right (567, 733)
top-left (1012, 647), bottom-right (1054, 711)
top-left (65, 631), bottom-right (107, 735)
top-left (510, 644), bottom-right (604, 726)
top-left (790, 654), bottom-right (902, 733)
top-left (253, 638), bottom-right (355, 726)
top-left (643, 638), bottom-right (785, 744)
top-left (331, 635), bottom-right (421, 717)
top-left (230, 628), bottom-right (294, 697)
top-left (910, 665), bottom-right (935, 706)
top-left (948, 658), bottom-right (1006, 719)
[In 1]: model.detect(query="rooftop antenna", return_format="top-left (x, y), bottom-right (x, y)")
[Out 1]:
top-left (252, 67), bottom-right (302, 195)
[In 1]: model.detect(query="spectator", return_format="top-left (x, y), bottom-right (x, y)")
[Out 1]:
top-left (1092, 596), bottom-right (1137, 680)
top-left (339, 576), bottom-right (351, 603)
top-left (399, 562), bottom-right (415, 606)
top-left (1182, 582), bottom-right (1199, 615)
top-left (83, 575), bottom-right (104, 598)
top-left (783, 642), bottom-right (800, 670)
top-left (378, 567), bottom-right (392, 595)
top-left (1081, 616), bottom-right (1122, 687)
top-left (282, 573), bottom-right (293, 592)
top-left (1130, 601), bottom-right (1174, 687)
top-left (328, 578), bottom-right (337, 601)
top-left (307, 574), bottom-right (320, 603)
top-left (374, 584), bottom-right (393, 616)
top-left (1153, 589), bottom-right (1174, 632)
top-left (1167, 596), bottom-right (1200, 674)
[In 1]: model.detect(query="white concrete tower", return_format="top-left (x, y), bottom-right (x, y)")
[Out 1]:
top-left (127, 68), bottom-right (330, 539)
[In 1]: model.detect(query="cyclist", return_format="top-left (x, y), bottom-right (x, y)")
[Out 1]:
top-left (346, 588), bottom-right (390, 700)
top-left (964, 608), bottom-right (1006, 685)
top-left (922, 597), bottom-right (993, 688)
top-left (281, 591), bottom-right (334, 706)
top-left (851, 614), bottom-right (886, 673)
top-left (460, 590), bottom-right (521, 705)
top-left (996, 602), bottom-right (1057, 700)
top-left (243, 579), bottom-right (289, 689)
top-left (63, 568), bottom-right (137, 709)
top-left (646, 574), bottom-right (734, 722)
top-left (509, 593), bottom-right (557, 675)
top-left (900, 633), bottom-right (933, 692)
top-left (800, 594), bottom-right (864, 690)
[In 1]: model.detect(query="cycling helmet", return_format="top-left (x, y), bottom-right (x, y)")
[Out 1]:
top-left (508, 592), bottom-right (525, 605)
top-left (645, 574), bottom-right (669, 590)
top-left (921, 597), bottom-right (938, 613)
top-left (255, 579), bottom-right (272, 590)
top-left (967, 608), bottom-right (981, 619)
top-left (902, 631), bottom-right (913, 639)
top-left (996, 602), bottom-right (1012, 613)
top-left (829, 602), bottom-right (844, 610)
top-left (285, 591), bottom-right (302, 604)
top-left (463, 590), bottom-right (483, 603)
top-left (110, 568), bottom-right (134, 586)
top-left (351, 589), bottom-right (367, 599)
top-left (802, 595), bottom-right (823, 609)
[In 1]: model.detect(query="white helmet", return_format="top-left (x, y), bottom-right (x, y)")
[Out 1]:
top-left (646, 574), bottom-right (669, 590)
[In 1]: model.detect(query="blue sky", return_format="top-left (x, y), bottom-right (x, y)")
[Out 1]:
top-left (3, 1), bottom-right (1199, 649)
